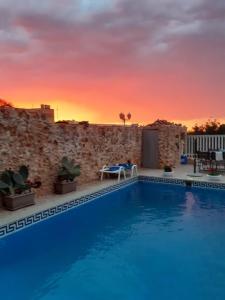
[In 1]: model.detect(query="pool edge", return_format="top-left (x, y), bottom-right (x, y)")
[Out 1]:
top-left (1, 175), bottom-right (225, 238)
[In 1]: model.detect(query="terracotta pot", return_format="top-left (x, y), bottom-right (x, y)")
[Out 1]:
top-left (3, 192), bottom-right (35, 211)
top-left (54, 181), bottom-right (77, 194)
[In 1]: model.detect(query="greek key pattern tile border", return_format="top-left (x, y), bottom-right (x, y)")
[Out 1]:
top-left (0, 177), bottom-right (138, 238)
top-left (139, 175), bottom-right (225, 190)
top-left (138, 176), bottom-right (185, 186)
top-left (191, 181), bottom-right (225, 190)
top-left (1, 175), bottom-right (225, 238)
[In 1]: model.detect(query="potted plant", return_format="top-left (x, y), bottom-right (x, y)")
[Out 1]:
top-left (206, 168), bottom-right (222, 181)
top-left (163, 165), bottom-right (174, 177)
top-left (0, 165), bottom-right (41, 211)
top-left (54, 157), bottom-right (80, 194)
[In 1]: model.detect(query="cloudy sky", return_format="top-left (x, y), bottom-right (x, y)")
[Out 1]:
top-left (0, 0), bottom-right (225, 126)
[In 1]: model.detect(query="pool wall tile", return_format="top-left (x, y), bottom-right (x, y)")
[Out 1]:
top-left (1, 175), bottom-right (225, 238)
top-left (138, 176), bottom-right (185, 185)
top-left (0, 177), bottom-right (138, 238)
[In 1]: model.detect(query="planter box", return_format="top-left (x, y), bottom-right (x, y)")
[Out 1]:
top-left (3, 192), bottom-right (35, 211)
top-left (163, 171), bottom-right (174, 177)
top-left (54, 181), bottom-right (77, 194)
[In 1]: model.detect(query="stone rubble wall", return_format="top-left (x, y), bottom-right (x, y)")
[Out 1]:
top-left (0, 108), bottom-right (142, 196)
top-left (146, 123), bottom-right (187, 168)
top-left (0, 108), bottom-right (186, 198)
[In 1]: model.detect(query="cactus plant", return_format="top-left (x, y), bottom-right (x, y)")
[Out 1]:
top-left (0, 166), bottom-right (41, 196)
top-left (57, 157), bottom-right (80, 182)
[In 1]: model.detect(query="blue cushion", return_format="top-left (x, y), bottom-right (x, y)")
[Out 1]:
top-left (118, 163), bottom-right (133, 170)
top-left (108, 166), bottom-right (121, 172)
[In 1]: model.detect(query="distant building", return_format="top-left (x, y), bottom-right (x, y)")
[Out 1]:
top-left (26, 104), bottom-right (55, 123)
top-left (56, 120), bottom-right (79, 124)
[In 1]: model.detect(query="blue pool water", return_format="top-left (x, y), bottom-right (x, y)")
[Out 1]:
top-left (1, 181), bottom-right (225, 300)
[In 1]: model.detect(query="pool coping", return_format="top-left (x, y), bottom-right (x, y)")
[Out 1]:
top-left (139, 175), bottom-right (225, 189)
top-left (0, 177), bottom-right (138, 238)
top-left (1, 175), bottom-right (225, 238)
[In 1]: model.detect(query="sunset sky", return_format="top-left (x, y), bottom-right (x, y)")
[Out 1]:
top-left (0, 0), bottom-right (225, 127)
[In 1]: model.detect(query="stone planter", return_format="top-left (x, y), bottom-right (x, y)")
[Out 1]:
top-left (3, 192), bottom-right (35, 211)
top-left (163, 171), bottom-right (174, 177)
top-left (206, 174), bottom-right (222, 182)
top-left (54, 181), bottom-right (77, 194)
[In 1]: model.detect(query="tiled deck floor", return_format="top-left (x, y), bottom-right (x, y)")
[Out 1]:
top-left (0, 164), bottom-right (225, 226)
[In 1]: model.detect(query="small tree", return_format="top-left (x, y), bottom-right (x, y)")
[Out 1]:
top-left (204, 119), bottom-right (220, 134)
top-left (217, 124), bottom-right (225, 134)
top-left (0, 98), bottom-right (13, 107)
top-left (119, 112), bottom-right (131, 125)
top-left (191, 123), bottom-right (205, 135)
top-left (191, 119), bottom-right (221, 135)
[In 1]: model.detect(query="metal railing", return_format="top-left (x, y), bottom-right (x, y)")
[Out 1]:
top-left (186, 134), bottom-right (225, 158)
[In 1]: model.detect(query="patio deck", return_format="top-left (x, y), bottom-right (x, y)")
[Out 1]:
top-left (1, 164), bottom-right (225, 228)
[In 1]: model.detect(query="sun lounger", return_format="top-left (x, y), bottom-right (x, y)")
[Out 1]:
top-left (118, 163), bottom-right (138, 177)
top-left (99, 163), bottom-right (138, 182)
top-left (99, 165), bottom-right (126, 182)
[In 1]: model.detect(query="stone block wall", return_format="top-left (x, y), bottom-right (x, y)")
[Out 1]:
top-left (0, 107), bottom-right (142, 196)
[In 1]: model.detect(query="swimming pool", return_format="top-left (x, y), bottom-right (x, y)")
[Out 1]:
top-left (1, 180), bottom-right (225, 300)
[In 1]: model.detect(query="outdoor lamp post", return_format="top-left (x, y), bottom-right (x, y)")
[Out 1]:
top-left (119, 112), bottom-right (131, 126)
top-left (187, 137), bottom-right (203, 178)
top-left (193, 138), bottom-right (197, 173)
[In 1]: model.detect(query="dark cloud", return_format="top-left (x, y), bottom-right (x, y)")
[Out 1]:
top-left (1, 0), bottom-right (224, 61)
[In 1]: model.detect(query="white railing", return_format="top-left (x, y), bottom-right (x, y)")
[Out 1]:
top-left (186, 135), bottom-right (225, 158)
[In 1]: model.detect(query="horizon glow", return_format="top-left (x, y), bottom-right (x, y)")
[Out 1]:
top-left (0, 0), bottom-right (225, 128)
